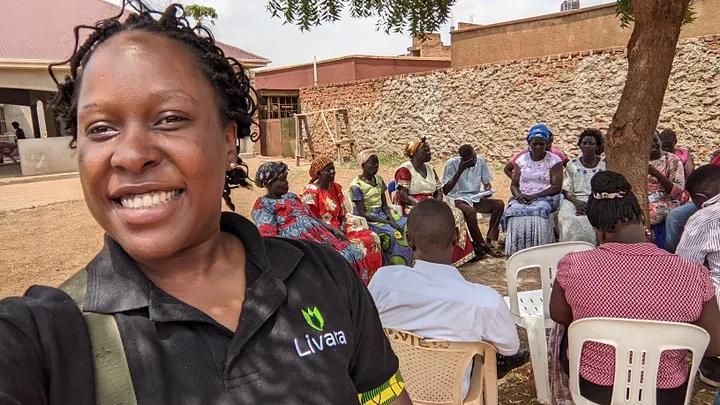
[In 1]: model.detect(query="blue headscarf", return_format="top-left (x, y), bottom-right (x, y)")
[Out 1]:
top-left (526, 124), bottom-right (552, 143)
top-left (255, 161), bottom-right (289, 187)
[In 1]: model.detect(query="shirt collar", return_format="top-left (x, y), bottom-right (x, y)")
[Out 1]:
top-left (703, 193), bottom-right (720, 208)
top-left (413, 260), bottom-right (465, 281)
top-left (82, 212), bottom-right (303, 319)
top-left (598, 242), bottom-right (670, 256)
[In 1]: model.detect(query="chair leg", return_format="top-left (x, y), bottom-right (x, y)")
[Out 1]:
top-left (526, 319), bottom-right (551, 404)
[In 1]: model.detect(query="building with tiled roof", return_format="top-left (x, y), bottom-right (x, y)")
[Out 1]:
top-left (0, 0), bottom-right (269, 141)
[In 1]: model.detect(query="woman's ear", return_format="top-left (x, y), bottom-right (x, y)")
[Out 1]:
top-left (224, 122), bottom-right (238, 167)
top-left (407, 231), bottom-right (416, 252)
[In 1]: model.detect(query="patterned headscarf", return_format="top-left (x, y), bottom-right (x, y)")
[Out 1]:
top-left (309, 156), bottom-right (334, 182)
top-left (255, 161), bottom-right (288, 187)
top-left (404, 136), bottom-right (427, 158)
top-left (526, 124), bottom-right (552, 143)
top-left (357, 149), bottom-right (377, 166)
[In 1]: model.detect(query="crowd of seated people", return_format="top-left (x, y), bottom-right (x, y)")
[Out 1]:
top-left (248, 127), bottom-right (720, 403)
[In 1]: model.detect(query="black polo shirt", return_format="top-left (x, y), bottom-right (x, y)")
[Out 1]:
top-left (0, 213), bottom-right (400, 404)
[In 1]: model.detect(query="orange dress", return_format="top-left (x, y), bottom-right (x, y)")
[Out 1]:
top-left (302, 182), bottom-right (383, 282)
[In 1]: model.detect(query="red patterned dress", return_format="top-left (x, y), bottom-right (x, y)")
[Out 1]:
top-left (251, 192), bottom-right (373, 284)
top-left (302, 182), bottom-right (383, 280)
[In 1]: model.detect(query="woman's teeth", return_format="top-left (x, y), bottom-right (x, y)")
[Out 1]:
top-left (119, 190), bottom-right (180, 209)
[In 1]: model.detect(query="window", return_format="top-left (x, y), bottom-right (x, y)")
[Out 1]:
top-left (259, 95), bottom-right (300, 120)
top-left (0, 106), bottom-right (6, 134)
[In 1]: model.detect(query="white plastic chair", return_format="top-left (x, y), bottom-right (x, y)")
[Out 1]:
top-left (504, 241), bottom-right (595, 404)
top-left (567, 317), bottom-right (709, 405)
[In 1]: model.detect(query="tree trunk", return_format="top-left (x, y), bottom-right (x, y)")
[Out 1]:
top-left (605, 0), bottom-right (691, 226)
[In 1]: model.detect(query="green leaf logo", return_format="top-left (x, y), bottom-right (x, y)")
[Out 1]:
top-left (301, 306), bottom-right (325, 331)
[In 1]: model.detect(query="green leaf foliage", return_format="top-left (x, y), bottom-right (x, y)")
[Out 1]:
top-left (186, 4), bottom-right (218, 26)
top-left (616, 0), bottom-right (695, 29)
top-left (266, 0), bottom-right (456, 37)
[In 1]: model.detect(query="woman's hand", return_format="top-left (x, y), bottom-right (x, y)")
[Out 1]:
top-left (648, 164), bottom-right (663, 179)
top-left (573, 199), bottom-right (587, 215)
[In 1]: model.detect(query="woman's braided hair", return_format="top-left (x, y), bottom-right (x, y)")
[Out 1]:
top-left (586, 171), bottom-right (643, 232)
top-left (48, 0), bottom-right (257, 211)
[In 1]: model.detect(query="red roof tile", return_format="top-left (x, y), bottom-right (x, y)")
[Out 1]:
top-left (0, 0), bottom-right (269, 65)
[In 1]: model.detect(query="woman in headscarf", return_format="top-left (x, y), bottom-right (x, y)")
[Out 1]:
top-left (394, 137), bottom-right (477, 265)
top-left (302, 156), bottom-right (383, 279)
top-left (251, 161), bottom-right (373, 284)
top-left (349, 150), bottom-right (414, 266)
top-left (501, 124), bottom-right (564, 255)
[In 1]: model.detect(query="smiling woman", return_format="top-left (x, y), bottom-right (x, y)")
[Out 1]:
top-left (0, 1), bottom-right (411, 404)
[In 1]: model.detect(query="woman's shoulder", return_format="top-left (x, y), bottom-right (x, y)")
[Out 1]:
top-left (546, 152), bottom-right (563, 166)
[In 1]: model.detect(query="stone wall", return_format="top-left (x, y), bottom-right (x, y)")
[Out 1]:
top-left (300, 35), bottom-right (720, 166)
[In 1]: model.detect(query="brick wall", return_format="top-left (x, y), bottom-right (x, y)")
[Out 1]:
top-left (451, 0), bottom-right (720, 67)
top-left (300, 35), bottom-right (720, 165)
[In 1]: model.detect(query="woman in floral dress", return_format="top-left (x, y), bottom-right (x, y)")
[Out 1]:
top-left (302, 156), bottom-right (383, 280)
top-left (251, 161), bottom-right (373, 284)
top-left (349, 150), bottom-right (413, 266)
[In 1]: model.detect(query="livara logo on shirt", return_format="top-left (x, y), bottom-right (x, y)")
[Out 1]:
top-left (295, 306), bottom-right (347, 357)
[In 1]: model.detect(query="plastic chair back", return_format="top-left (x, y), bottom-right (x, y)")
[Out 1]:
top-left (506, 241), bottom-right (594, 320)
top-left (568, 318), bottom-right (709, 405)
top-left (385, 329), bottom-right (498, 405)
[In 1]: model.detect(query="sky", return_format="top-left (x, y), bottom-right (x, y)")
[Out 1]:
top-left (109, 0), bottom-right (610, 67)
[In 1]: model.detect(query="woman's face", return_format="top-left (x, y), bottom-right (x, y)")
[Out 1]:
top-left (415, 142), bottom-right (432, 163)
top-left (267, 172), bottom-right (289, 197)
top-left (317, 163), bottom-right (335, 184)
top-left (528, 137), bottom-right (548, 157)
top-left (76, 32), bottom-right (237, 262)
top-left (579, 135), bottom-right (598, 157)
top-left (362, 154), bottom-right (379, 176)
top-left (650, 134), bottom-right (662, 159)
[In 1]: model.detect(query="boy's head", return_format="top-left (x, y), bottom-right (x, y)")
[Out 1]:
top-left (686, 164), bottom-right (720, 208)
top-left (407, 199), bottom-right (458, 263)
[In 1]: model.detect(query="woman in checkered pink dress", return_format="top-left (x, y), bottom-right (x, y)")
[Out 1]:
top-left (548, 171), bottom-right (720, 405)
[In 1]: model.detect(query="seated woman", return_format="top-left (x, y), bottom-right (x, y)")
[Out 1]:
top-left (503, 126), bottom-right (569, 179)
top-left (558, 128), bottom-right (605, 244)
top-left (501, 124), bottom-right (563, 255)
top-left (251, 161), bottom-right (373, 284)
top-left (648, 131), bottom-right (686, 248)
top-left (349, 150), bottom-right (414, 266)
top-left (660, 128), bottom-right (694, 179)
top-left (394, 137), bottom-right (477, 265)
top-left (549, 171), bottom-right (720, 405)
top-left (301, 156), bottom-right (383, 279)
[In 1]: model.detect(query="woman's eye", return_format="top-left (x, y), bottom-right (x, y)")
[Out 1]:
top-left (157, 115), bottom-right (188, 126)
top-left (86, 125), bottom-right (117, 137)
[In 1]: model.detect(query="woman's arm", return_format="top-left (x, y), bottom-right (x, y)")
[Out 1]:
top-left (694, 297), bottom-right (720, 357)
top-left (648, 165), bottom-right (676, 194)
top-left (684, 152), bottom-right (695, 178)
top-left (251, 199), bottom-right (279, 237)
top-left (503, 161), bottom-right (515, 179)
top-left (396, 187), bottom-right (417, 206)
top-left (549, 282), bottom-right (573, 327)
top-left (510, 163), bottom-right (523, 199)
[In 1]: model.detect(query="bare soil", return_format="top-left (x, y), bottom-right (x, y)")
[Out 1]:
top-left (0, 157), bottom-right (714, 404)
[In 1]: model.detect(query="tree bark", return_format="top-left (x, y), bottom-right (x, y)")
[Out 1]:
top-left (606, 0), bottom-right (691, 226)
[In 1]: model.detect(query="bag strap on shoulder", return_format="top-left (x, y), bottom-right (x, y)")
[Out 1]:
top-left (60, 270), bottom-right (138, 405)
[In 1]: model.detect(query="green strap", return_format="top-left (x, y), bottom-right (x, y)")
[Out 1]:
top-left (60, 270), bottom-right (138, 405)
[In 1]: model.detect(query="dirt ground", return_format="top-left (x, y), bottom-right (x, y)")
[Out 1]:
top-left (0, 156), bottom-right (715, 404)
